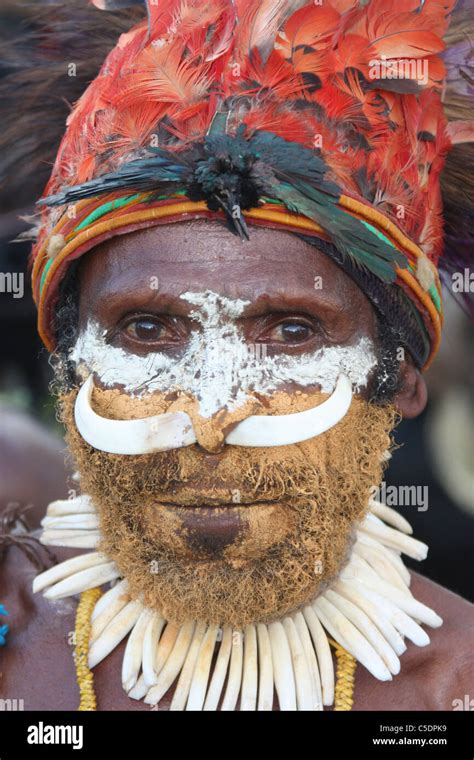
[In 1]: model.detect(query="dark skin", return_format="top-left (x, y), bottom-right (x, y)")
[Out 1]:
top-left (3, 220), bottom-right (469, 712)
top-left (77, 220), bottom-right (427, 427)
top-left (76, 220), bottom-right (427, 549)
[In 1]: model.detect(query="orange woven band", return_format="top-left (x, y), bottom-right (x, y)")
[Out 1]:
top-left (32, 194), bottom-right (442, 368)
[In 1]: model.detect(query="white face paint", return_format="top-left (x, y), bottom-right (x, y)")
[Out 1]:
top-left (70, 290), bottom-right (378, 417)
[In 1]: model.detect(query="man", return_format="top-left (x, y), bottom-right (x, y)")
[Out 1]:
top-left (1, 0), bottom-right (473, 710)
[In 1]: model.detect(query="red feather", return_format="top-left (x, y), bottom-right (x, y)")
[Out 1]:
top-left (117, 43), bottom-right (212, 107)
top-left (275, 4), bottom-right (341, 57)
top-left (35, 0), bottom-right (464, 268)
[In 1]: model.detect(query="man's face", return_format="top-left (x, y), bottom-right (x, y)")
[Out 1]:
top-left (59, 220), bottom-right (398, 625)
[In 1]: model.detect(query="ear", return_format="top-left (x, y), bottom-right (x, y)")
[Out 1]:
top-left (393, 358), bottom-right (427, 419)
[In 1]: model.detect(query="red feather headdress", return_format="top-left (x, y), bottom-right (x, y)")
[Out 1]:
top-left (3, 0), bottom-right (472, 366)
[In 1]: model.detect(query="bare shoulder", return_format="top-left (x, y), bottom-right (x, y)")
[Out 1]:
top-left (353, 571), bottom-right (474, 711)
top-left (0, 547), bottom-right (159, 710)
top-left (410, 572), bottom-right (474, 705)
top-left (0, 543), bottom-right (42, 632)
top-left (410, 571), bottom-right (474, 632)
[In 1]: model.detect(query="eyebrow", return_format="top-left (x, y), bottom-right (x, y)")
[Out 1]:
top-left (85, 255), bottom-right (353, 325)
top-left (238, 290), bottom-right (349, 319)
top-left (92, 285), bottom-right (350, 324)
top-left (93, 289), bottom-right (195, 321)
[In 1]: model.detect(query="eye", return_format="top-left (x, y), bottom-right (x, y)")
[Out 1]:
top-left (266, 319), bottom-right (315, 344)
top-left (121, 316), bottom-right (175, 344)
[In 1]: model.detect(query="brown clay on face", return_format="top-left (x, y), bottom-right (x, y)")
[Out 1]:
top-left (90, 383), bottom-right (334, 453)
top-left (62, 220), bottom-right (405, 623)
top-left (145, 497), bottom-right (295, 568)
top-left (88, 385), bottom-right (328, 558)
top-left (144, 502), bottom-right (296, 563)
top-left (60, 387), bottom-right (396, 626)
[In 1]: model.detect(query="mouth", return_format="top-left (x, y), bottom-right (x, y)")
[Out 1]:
top-left (143, 498), bottom-right (294, 560)
top-left (161, 500), bottom-right (282, 535)
top-left (158, 498), bottom-right (280, 509)
top-left (167, 504), bottom-right (255, 538)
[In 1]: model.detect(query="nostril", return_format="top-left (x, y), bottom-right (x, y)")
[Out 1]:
top-left (194, 440), bottom-right (226, 455)
top-left (189, 411), bottom-right (229, 454)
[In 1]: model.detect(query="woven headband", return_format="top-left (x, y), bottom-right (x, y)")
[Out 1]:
top-left (33, 189), bottom-right (442, 366)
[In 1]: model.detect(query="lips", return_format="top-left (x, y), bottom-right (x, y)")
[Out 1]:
top-left (166, 504), bottom-right (247, 556)
top-left (157, 498), bottom-right (279, 509)
top-left (161, 502), bottom-right (278, 554)
top-left (142, 498), bottom-right (296, 561)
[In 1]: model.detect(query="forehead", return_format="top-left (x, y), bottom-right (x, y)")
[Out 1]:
top-left (78, 219), bottom-right (369, 310)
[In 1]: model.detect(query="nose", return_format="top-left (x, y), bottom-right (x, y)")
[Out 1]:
top-left (192, 414), bottom-right (226, 453)
top-left (187, 399), bottom-right (262, 454)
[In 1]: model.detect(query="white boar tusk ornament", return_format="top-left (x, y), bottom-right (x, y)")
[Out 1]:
top-left (74, 375), bottom-right (196, 455)
top-left (225, 373), bottom-right (352, 446)
top-left (74, 372), bottom-right (352, 454)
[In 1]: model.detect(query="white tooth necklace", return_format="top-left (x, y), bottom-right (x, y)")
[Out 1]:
top-left (34, 494), bottom-right (442, 711)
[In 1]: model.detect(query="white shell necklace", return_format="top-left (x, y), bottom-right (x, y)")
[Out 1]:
top-left (33, 491), bottom-right (442, 711)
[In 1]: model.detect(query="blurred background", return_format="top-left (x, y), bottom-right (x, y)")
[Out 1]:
top-left (0, 1), bottom-right (473, 600)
